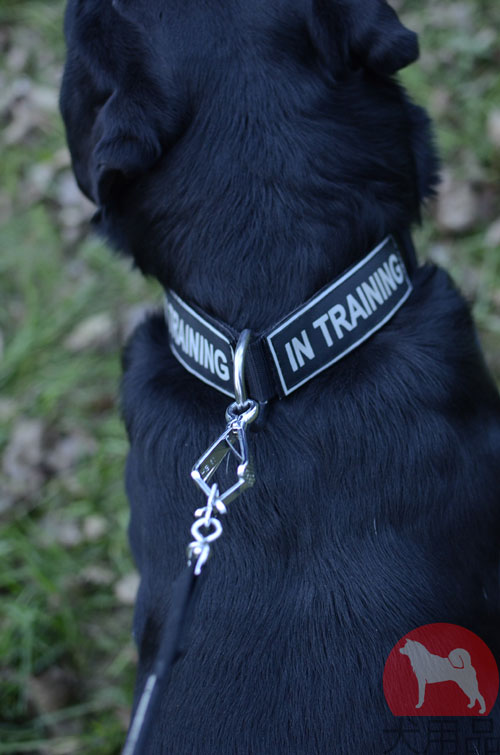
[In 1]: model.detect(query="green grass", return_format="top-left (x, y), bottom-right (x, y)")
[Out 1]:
top-left (399, 0), bottom-right (500, 373)
top-left (0, 5), bottom-right (158, 748)
top-left (0, 218), bottom-right (156, 749)
top-left (0, 0), bottom-right (499, 752)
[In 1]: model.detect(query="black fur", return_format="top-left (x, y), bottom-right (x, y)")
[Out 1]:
top-left (60, 1), bottom-right (500, 752)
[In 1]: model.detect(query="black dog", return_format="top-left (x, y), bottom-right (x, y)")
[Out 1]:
top-left (60, 0), bottom-right (500, 752)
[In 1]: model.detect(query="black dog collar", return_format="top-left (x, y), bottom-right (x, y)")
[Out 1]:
top-left (164, 235), bottom-right (413, 401)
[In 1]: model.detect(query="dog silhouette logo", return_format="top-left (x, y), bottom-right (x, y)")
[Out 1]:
top-left (399, 639), bottom-right (486, 714)
top-left (383, 623), bottom-right (498, 716)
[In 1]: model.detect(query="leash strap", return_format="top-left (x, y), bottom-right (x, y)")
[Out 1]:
top-left (122, 563), bottom-right (203, 755)
top-left (164, 235), bottom-right (413, 401)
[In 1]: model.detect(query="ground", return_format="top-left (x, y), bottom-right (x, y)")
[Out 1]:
top-left (0, 1), bottom-right (499, 753)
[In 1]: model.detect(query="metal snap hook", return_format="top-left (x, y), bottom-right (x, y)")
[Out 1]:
top-left (233, 329), bottom-right (251, 410)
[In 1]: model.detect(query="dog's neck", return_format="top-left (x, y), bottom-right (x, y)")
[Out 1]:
top-left (160, 201), bottom-right (416, 335)
top-left (108, 71), bottom-right (427, 331)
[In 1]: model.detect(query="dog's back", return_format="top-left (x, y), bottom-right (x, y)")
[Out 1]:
top-left (121, 273), bottom-right (500, 751)
top-left (60, 0), bottom-right (500, 752)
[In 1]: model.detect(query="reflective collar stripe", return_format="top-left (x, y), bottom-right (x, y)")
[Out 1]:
top-left (164, 235), bottom-right (413, 401)
top-left (164, 290), bottom-right (236, 398)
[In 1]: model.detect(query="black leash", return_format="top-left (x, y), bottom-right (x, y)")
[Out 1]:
top-left (122, 563), bottom-right (204, 755)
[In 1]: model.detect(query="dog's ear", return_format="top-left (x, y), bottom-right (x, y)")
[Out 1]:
top-left (61, 67), bottom-right (165, 207)
top-left (309, 0), bottom-right (419, 77)
top-left (60, 0), bottom-right (181, 207)
top-left (89, 92), bottom-right (163, 205)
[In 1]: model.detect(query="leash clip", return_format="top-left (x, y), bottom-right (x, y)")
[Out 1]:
top-left (191, 399), bottom-right (258, 506)
top-left (191, 329), bottom-right (259, 506)
top-left (188, 330), bottom-right (260, 575)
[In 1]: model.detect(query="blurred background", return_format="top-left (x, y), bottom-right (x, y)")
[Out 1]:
top-left (0, 0), bottom-right (499, 752)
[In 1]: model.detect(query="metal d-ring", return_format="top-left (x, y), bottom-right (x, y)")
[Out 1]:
top-left (233, 329), bottom-right (251, 410)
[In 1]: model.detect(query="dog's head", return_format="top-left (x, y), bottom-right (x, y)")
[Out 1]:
top-left (399, 639), bottom-right (411, 656)
top-left (399, 639), bottom-right (423, 658)
top-left (61, 0), bottom-right (438, 291)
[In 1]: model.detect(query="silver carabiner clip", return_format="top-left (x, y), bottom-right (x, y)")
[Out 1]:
top-left (191, 329), bottom-right (259, 506)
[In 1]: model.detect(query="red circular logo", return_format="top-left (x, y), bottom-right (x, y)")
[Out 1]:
top-left (383, 623), bottom-right (499, 716)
